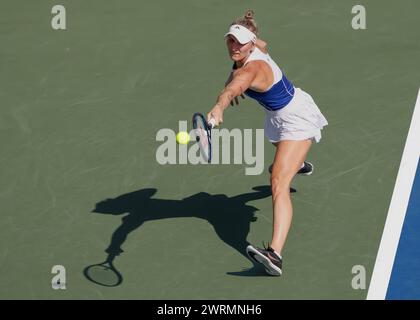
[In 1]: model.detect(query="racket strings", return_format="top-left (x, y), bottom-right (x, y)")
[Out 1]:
top-left (193, 113), bottom-right (212, 162)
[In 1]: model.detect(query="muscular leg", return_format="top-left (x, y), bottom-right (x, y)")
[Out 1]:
top-left (270, 142), bottom-right (308, 172)
top-left (270, 139), bottom-right (312, 254)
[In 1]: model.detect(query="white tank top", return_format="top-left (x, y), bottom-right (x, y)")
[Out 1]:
top-left (244, 47), bottom-right (282, 89)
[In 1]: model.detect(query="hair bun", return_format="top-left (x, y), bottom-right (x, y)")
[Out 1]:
top-left (245, 10), bottom-right (255, 20)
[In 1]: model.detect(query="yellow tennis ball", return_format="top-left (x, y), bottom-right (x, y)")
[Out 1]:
top-left (176, 131), bottom-right (190, 145)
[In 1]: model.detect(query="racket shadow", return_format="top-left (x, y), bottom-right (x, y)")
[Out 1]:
top-left (85, 185), bottom-right (297, 284)
top-left (83, 253), bottom-right (123, 287)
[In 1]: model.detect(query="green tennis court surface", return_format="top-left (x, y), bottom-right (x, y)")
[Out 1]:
top-left (1, 0), bottom-right (419, 299)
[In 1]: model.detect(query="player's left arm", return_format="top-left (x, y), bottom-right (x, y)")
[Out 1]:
top-left (207, 62), bottom-right (258, 125)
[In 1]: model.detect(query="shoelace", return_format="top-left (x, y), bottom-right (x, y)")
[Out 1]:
top-left (262, 241), bottom-right (281, 261)
top-left (262, 241), bottom-right (270, 251)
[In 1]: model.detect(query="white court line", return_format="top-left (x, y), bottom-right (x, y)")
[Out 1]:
top-left (367, 88), bottom-right (420, 300)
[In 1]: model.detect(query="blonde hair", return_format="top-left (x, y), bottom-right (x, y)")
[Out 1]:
top-left (232, 10), bottom-right (259, 36)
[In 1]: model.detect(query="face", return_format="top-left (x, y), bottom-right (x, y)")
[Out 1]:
top-left (225, 35), bottom-right (254, 62)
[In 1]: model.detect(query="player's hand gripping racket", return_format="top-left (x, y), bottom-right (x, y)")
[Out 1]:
top-left (192, 113), bottom-right (215, 163)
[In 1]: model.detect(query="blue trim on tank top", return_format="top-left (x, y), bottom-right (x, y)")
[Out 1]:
top-left (245, 75), bottom-right (295, 111)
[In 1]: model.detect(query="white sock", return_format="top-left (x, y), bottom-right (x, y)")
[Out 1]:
top-left (300, 162), bottom-right (305, 169)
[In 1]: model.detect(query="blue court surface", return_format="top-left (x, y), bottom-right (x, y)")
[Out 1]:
top-left (387, 158), bottom-right (420, 299)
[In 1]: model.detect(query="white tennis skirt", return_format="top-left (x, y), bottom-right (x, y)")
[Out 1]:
top-left (264, 88), bottom-right (328, 143)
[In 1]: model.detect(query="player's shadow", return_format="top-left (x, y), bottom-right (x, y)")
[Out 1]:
top-left (87, 186), bottom-right (296, 283)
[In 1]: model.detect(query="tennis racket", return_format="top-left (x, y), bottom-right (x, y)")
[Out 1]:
top-left (192, 113), bottom-right (215, 163)
top-left (83, 254), bottom-right (123, 287)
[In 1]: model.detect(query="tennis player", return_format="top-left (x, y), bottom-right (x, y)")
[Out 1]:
top-left (207, 10), bottom-right (328, 276)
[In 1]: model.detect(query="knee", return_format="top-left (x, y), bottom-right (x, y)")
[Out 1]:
top-left (270, 173), bottom-right (292, 197)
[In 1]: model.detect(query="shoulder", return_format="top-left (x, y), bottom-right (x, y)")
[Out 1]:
top-left (233, 62), bottom-right (260, 78)
top-left (243, 60), bottom-right (269, 73)
top-left (256, 39), bottom-right (268, 53)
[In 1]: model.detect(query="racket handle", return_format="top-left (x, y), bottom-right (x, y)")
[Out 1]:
top-left (208, 117), bottom-right (216, 129)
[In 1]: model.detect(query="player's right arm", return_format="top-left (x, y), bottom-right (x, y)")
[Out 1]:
top-left (207, 62), bottom-right (258, 126)
top-left (224, 37), bottom-right (267, 106)
top-left (225, 70), bottom-right (246, 106)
